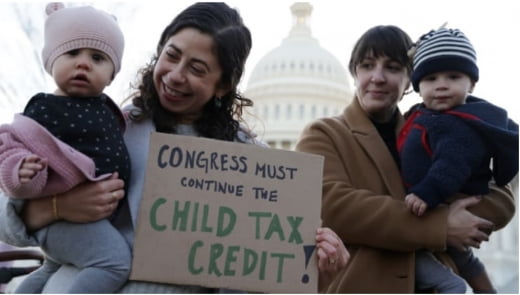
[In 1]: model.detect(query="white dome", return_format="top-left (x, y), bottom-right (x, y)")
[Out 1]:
top-left (246, 2), bottom-right (351, 99)
top-left (244, 3), bottom-right (353, 150)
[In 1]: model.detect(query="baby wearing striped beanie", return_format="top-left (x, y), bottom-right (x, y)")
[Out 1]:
top-left (402, 26), bottom-right (518, 294)
top-left (410, 27), bottom-right (478, 92)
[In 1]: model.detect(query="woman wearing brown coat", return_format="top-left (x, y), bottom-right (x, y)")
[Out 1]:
top-left (295, 25), bottom-right (515, 293)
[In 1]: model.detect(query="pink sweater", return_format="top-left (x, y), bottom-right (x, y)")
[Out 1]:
top-left (0, 114), bottom-right (111, 199)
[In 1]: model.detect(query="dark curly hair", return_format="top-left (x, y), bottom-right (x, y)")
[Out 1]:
top-left (127, 2), bottom-right (253, 142)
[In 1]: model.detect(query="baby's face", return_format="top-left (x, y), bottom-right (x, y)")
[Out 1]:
top-left (52, 48), bottom-right (114, 97)
top-left (419, 71), bottom-right (475, 111)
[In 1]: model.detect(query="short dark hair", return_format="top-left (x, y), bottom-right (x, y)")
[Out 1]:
top-left (348, 25), bottom-right (413, 76)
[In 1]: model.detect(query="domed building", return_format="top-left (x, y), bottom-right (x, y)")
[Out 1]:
top-left (244, 2), bottom-right (352, 150)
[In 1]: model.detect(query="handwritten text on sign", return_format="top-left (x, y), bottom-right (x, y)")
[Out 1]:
top-left (131, 132), bottom-right (323, 293)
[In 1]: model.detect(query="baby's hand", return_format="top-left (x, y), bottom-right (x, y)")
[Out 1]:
top-left (19, 155), bottom-right (47, 183)
top-left (405, 193), bottom-right (428, 216)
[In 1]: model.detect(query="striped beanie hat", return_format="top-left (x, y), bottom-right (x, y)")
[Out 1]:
top-left (411, 28), bottom-right (478, 92)
top-left (42, 2), bottom-right (125, 76)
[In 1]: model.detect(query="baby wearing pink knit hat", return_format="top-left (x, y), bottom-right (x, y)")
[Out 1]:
top-left (0, 2), bottom-right (131, 293)
top-left (42, 2), bottom-right (125, 76)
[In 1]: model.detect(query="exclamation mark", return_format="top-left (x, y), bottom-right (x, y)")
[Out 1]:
top-left (301, 245), bottom-right (316, 283)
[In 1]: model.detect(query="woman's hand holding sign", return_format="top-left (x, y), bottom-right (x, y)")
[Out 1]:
top-left (315, 227), bottom-right (350, 290)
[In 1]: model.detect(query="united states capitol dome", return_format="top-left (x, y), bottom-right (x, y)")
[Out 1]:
top-left (244, 2), bottom-right (353, 150)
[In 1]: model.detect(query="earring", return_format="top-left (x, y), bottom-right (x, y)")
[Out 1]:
top-left (215, 97), bottom-right (222, 108)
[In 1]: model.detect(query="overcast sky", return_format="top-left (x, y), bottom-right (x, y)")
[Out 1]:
top-left (1, 0), bottom-right (519, 122)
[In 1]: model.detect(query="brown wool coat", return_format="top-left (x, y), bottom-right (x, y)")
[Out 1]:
top-left (296, 97), bottom-right (515, 293)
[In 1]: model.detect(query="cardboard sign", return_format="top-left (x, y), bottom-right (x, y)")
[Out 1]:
top-left (130, 132), bottom-right (323, 293)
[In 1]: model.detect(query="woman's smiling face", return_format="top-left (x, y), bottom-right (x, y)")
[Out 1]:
top-left (153, 27), bottom-right (227, 124)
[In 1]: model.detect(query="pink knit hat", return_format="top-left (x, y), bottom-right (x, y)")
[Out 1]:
top-left (41, 2), bottom-right (125, 76)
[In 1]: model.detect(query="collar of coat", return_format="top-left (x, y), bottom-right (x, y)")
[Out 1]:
top-left (344, 97), bottom-right (407, 199)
